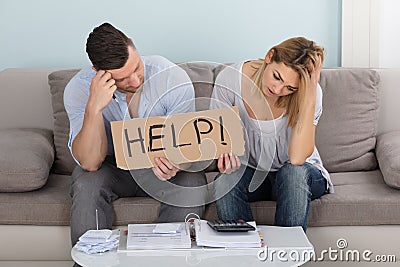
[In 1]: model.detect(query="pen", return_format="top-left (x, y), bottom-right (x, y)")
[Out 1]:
top-left (112, 94), bottom-right (119, 103)
top-left (96, 209), bottom-right (99, 230)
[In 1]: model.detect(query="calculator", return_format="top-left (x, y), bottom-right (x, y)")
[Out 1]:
top-left (207, 220), bottom-right (256, 232)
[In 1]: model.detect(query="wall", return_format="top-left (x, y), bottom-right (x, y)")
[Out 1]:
top-left (342, 0), bottom-right (400, 68)
top-left (379, 0), bottom-right (400, 68)
top-left (0, 0), bottom-right (341, 70)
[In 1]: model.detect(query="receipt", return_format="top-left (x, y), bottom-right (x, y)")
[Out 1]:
top-left (76, 229), bottom-right (120, 254)
top-left (79, 229), bottom-right (113, 243)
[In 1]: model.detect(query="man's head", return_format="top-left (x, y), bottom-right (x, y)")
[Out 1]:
top-left (86, 23), bottom-right (144, 93)
top-left (86, 23), bottom-right (135, 70)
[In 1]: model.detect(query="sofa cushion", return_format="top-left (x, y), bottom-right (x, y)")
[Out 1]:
top-left (376, 131), bottom-right (400, 189)
top-left (2, 170), bottom-right (400, 226)
top-left (48, 69), bottom-right (80, 175)
top-left (316, 69), bottom-right (380, 172)
top-left (0, 128), bottom-right (54, 192)
top-left (312, 170), bottom-right (400, 226)
top-left (0, 173), bottom-right (160, 226)
top-left (0, 173), bottom-right (71, 225)
top-left (205, 170), bottom-right (400, 226)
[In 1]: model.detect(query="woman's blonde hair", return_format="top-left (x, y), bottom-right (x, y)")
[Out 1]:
top-left (250, 37), bottom-right (325, 128)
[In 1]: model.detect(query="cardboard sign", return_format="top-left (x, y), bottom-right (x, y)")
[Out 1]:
top-left (110, 106), bottom-right (245, 170)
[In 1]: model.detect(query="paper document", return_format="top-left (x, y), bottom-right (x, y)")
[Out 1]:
top-left (127, 223), bottom-right (191, 249)
top-left (194, 220), bottom-right (262, 248)
top-left (263, 226), bottom-right (313, 250)
top-left (153, 223), bottom-right (183, 234)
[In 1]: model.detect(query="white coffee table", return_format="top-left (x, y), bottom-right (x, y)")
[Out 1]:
top-left (72, 225), bottom-right (314, 267)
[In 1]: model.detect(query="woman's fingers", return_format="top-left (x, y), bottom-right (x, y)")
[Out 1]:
top-left (217, 153), bottom-right (240, 174)
top-left (224, 154), bottom-right (231, 174)
top-left (229, 153), bottom-right (237, 173)
top-left (217, 155), bottom-right (225, 173)
top-left (235, 155), bottom-right (241, 169)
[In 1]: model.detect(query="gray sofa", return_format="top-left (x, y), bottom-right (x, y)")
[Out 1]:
top-left (0, 65), bottom-right (399, 265)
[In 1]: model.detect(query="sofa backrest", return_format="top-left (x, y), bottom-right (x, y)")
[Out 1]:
top-left (48, 69), bottom-right (80, 174)
top-left (0, 69), bottom-right (56, 130)
top-left (316, 69), bottom-right (380, 172)
top-left (2, 65), bottom-right (398, 175)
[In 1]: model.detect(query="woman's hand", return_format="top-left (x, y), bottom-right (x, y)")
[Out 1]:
top-left (306, 55), bottom-right (323, 99)
top-left (152, 157), bottom-right (180, 181)
top-left (288, 55), bottom-right (322, 165)
top-left (217, 153), bottom-right (241, 174)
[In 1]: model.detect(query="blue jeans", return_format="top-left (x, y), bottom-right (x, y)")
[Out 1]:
top-left (214, 162), bottom-right (327, 232)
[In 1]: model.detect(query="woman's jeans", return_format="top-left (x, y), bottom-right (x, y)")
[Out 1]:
top-left (214, 162), bottom-right (327, 232)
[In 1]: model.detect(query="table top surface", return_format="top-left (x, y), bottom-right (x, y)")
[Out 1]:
top-left (72, 225), bottom-right (314, 267)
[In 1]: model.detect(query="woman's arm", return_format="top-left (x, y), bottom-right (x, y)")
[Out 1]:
top-left (212, 66), bottom-right (241, 173)
top-left (288, 59), bottom-right (322, 165)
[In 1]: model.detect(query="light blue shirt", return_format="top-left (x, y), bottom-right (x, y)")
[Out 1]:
top-left (64, 55), bottom-right (195, 164)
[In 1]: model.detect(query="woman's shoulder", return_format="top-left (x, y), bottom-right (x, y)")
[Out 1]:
top-left (242, 60), bottom-right (264, 82)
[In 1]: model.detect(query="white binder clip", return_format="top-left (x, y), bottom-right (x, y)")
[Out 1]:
top-left (184, 212), bottom-right (201, 236)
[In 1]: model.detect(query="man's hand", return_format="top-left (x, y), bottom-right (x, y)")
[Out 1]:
top-left (217, 153), bottom-right (241, 174)
top-left (87, 70), bottom-right (117, 113)
top-left (152, 157), bottom-right (180, 181)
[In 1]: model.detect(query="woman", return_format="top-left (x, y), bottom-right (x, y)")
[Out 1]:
top-left (211, 37), bottom-right (333, 231)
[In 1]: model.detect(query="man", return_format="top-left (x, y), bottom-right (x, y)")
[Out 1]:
top-left (64, 22), bottom-right (207, 248)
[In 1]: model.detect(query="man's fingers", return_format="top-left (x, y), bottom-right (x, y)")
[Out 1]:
top-left (158, 157), bottom-right (175, 170)
top-left (105, 78), bottom-right (115, 88)
top-left (154, 157), bottom-right (178, 178)
top-left (94, 70), bottom-right (105, 78)
top-left (154, 158), bottom-right (171, 174)
top-left (100, 71), bottom-right (112, 83)
top-left (108, 83), bottom-right (117, 96)
top-left (152, 166), bottom-right (170, 181)
top-left (152, 167), bottom-right (164, 180)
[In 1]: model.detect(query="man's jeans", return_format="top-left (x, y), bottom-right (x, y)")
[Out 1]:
top-left (70, 156), bottom-right (207, 246)
top-left (214, 162), bottom-right (327, 232)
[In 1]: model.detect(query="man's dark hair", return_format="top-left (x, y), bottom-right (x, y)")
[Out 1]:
top-left (86, 22), bottom-right (135, 70)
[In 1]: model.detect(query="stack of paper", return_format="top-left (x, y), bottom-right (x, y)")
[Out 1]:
top-left (262, 226), bottom-right (313, 250)
top-left (195, 220), bottom-right (261, 248)
top-left (75, 229), bottom-right (119, 254)
top-left (127, 223), bottom-right (191, 249)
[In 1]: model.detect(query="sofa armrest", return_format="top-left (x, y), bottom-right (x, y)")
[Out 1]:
top-left (376, 131), bottom-right (400, 189)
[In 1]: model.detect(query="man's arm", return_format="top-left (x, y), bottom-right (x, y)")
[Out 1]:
top-left (72, 70), bottom-right (116, 171)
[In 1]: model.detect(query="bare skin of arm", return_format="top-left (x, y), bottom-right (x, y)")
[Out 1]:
top-left (72, 70), bottom-right (116, 171)
top-left (288, 58), bottom-right (322, 165)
